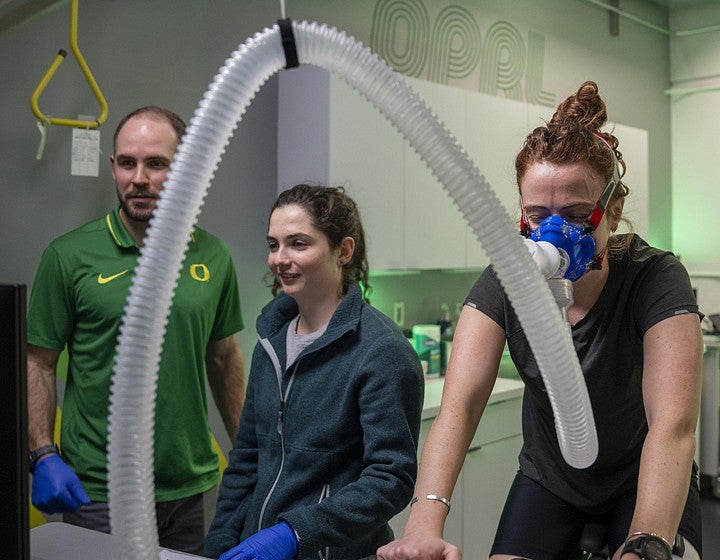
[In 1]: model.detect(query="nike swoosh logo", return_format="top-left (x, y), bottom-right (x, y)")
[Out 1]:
top-left (97, 270), bottom-right (129, 284)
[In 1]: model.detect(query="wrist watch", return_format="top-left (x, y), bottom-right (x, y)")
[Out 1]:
top-left (28, 444), bottom-right (58, 471)
top-left (621, 533), bottom-right (673, 560)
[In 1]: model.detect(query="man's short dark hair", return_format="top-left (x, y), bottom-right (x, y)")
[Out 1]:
top-left (112, 106), bottom-right (186, 153)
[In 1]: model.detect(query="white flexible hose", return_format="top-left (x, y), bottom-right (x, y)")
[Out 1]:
top-left (107, 20), bottom-right (597, 559)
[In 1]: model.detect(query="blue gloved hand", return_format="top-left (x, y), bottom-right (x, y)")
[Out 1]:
top-left (219, 521), bottom-right (299, 560)
top-left (31, 453), bottom-right (91, 514)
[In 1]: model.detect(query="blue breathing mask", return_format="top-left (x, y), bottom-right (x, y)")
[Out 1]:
top-left (529, 216), bottom-right (596, 282)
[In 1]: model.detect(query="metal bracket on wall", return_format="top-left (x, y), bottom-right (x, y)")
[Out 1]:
top-left (609, 0), bottom-right (619, 36)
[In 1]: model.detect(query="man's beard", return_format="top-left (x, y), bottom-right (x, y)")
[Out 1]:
top-left (119, 196), bottom-right (154, 223)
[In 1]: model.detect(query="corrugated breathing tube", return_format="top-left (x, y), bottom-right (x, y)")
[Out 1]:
top-left (107, 20), bottom-right (598, 559)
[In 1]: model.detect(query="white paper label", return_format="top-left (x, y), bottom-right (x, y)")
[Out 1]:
top-left (71, 128), bottom-right (100, 176)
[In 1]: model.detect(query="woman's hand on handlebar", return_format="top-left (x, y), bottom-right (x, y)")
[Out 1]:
top-left (377, 534), bottom-right (462, 560)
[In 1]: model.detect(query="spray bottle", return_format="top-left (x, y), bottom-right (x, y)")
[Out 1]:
top-left (437, 303), bottom-right (455, 373)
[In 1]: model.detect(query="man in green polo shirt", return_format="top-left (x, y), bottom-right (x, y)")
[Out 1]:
top-left (26, 106), bottom-right (246, 555)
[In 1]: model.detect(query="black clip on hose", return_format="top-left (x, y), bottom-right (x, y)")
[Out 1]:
top-left (278, 18), bottom-right (299, 69)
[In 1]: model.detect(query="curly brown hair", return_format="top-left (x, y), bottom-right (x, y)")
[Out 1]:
top-left (515, 81), bottom-right (633, 257)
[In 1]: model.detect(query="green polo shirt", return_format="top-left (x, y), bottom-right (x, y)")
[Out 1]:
top-left (27, 206), bottom-right (244, 501)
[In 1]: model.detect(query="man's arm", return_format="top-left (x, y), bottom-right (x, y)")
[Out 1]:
top-left (27, 343), bottom-right (61, 450)
top-left (206, 335), bottom-right (246, 442)
top-left (27, 343), bottom-right (91, 513)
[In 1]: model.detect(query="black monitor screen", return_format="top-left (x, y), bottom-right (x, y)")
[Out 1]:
top-left (0, 284), bottom-right (29, 560)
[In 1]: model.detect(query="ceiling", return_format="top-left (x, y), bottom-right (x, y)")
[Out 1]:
top-left (0, 0), bottom-right (716, 35)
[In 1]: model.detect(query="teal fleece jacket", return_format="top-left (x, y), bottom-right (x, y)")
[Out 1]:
top-left (205, 283), bottom-right (424, 559)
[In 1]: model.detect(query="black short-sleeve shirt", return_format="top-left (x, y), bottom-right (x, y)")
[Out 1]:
top-left (465, 234), bottom-right (699, 513)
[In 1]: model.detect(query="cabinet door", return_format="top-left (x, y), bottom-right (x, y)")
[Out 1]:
top-left (463, 93), bottom-right (550, 269)
top-left (282, 70), bottom-right (647, 272)
top-left (403, 78), bottom-right (469, 270)
top-left (329, 76), bottom-right (406, 270)
top-left (461, 435), bottom-right (522, 559)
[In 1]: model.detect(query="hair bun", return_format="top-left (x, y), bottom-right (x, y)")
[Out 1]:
top-left (550, 81), bottom-right (607, 133)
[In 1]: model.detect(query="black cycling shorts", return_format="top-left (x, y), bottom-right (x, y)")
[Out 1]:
top-left (490, 471), bottom-right (701, 560)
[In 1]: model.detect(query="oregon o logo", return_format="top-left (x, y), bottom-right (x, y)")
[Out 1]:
top-left (190, 264), bottom-right (210, 282)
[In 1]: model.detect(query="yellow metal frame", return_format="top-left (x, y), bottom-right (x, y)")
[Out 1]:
top-left (29, 0), bottom-right (108, 129)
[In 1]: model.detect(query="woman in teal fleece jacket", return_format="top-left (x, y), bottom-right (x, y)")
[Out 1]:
top-left (205, 184), bottom-right (424, 560)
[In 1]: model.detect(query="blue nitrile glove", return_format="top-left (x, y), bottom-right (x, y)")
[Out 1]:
top-left (31, 453), bottom-right (91, 514)
top-left (219, 521), bottom-right (299, 560)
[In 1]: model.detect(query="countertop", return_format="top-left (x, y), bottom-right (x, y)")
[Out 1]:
top-left (421, 375), bottom-right (524, 420)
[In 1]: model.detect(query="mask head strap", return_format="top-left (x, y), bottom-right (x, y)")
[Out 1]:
top-left (584, 133), bottom-right (622, 234)
top-left (519, 205), bottom-right (530, 238)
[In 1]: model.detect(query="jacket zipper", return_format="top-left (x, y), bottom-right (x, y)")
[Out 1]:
top-left (258, 337), bottom-right (332, 559)
top-left (257, 338), bottom-right (298, 532)
top-left (318, 484), bottom-right (331, 560)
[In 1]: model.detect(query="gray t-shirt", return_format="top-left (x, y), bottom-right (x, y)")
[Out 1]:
top-left (465, 234), bottom-right (699, 513)
top-left (286, 315), bottom-right (327, 369)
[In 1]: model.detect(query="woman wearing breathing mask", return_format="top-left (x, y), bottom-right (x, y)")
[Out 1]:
top-left (378, 81), bottom-right (703, 560)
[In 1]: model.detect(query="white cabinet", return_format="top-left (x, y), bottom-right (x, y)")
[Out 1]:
top-left (278, 67), bottom-right (500, 271)
top-left (399, 79), bottom-right (471, 270)
top-left (327, 74), bottom-right (407, 270)
top-left (280, 67), bottom-right (648, 270)
top-left (389, 380), bottom-right (523, 557)
top-left (461, 437), bottom-right (522, 558)
top-left (460, 397), bottom-right (523, 559)
top-left (329, 74), bottom-right (479, 270)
